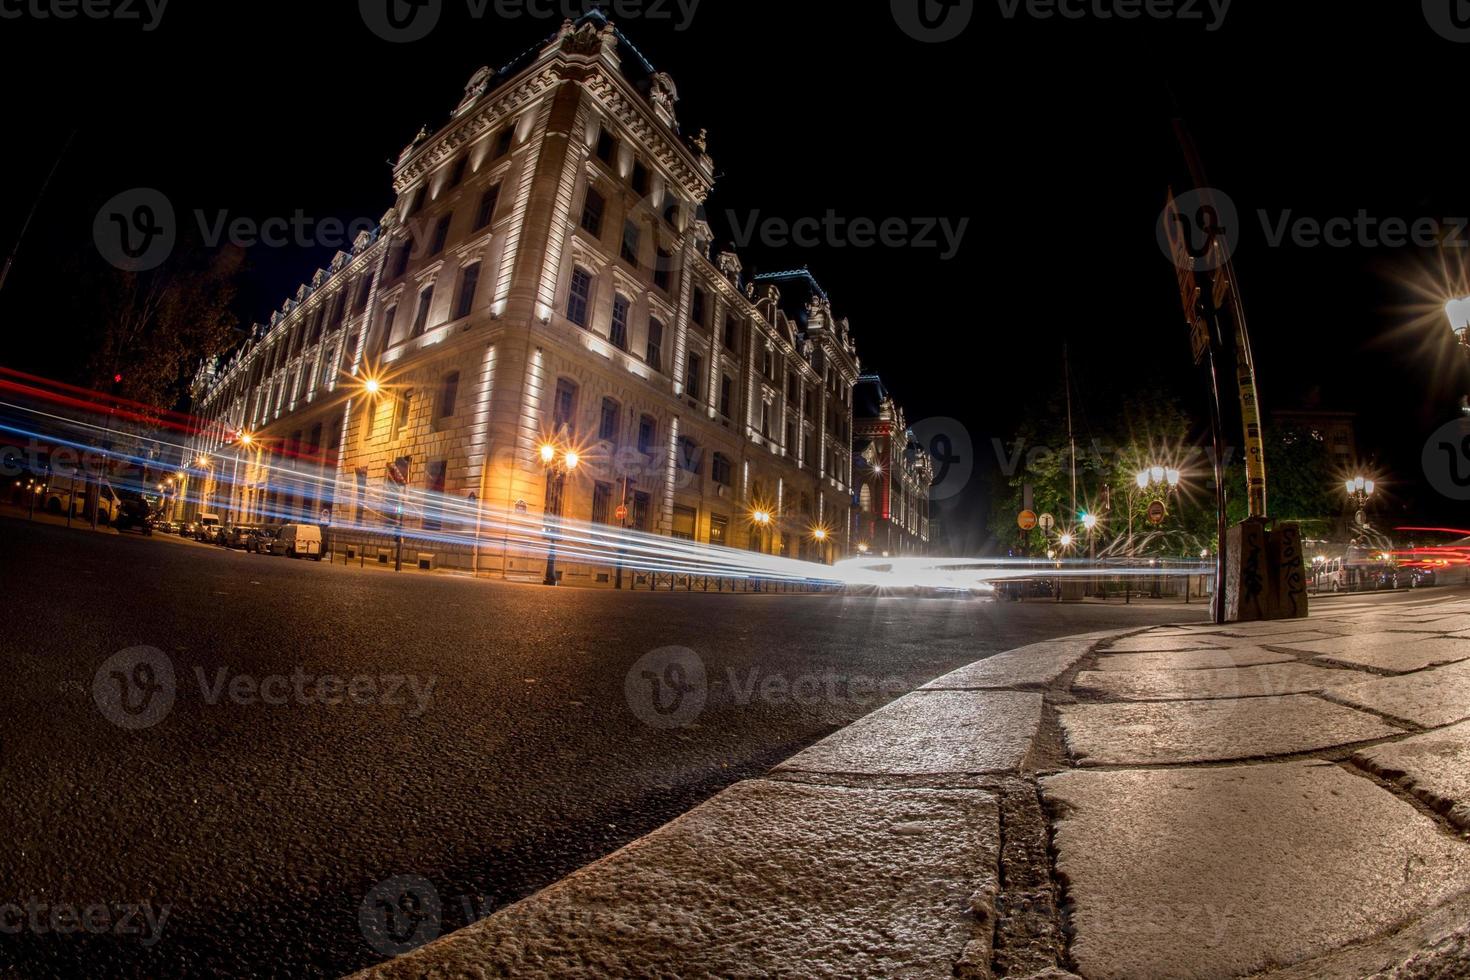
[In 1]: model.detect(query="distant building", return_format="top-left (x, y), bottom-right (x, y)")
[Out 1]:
top-left (1272, 409), bottom-right (1357, 465)
top-left (851, 375), bottom-right (932, 556)
top-left (186, 12), bottom-right (870, 580)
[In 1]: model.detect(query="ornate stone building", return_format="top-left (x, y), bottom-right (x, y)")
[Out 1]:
top-left (852, 375), bottom-right (932, 557)
top-left (188, 12), bottom-right (865, 582)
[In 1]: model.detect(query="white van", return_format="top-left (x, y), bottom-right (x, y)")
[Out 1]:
top-left (196, 513), bottom-right (223, 542)
top-left (273, 524), bottom-right (323, 560)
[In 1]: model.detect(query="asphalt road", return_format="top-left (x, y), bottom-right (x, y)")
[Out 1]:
top-left (0, 516), bottom-right (1207, 978)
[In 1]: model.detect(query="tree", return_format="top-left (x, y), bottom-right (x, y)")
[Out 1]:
top-left (71, 240), bottom-right (244, 412)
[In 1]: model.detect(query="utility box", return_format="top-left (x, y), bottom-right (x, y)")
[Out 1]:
top-left (1225, 518), bottom-right (1309, 622)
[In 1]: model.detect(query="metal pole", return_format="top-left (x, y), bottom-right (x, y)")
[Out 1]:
top-left (543, 467), bottom-right (561, 587)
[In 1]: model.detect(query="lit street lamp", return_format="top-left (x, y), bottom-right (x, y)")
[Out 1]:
top-left (1345, 475), bottom-right (1375, 528)
top-left (539, 441), bottom-right (580, 586)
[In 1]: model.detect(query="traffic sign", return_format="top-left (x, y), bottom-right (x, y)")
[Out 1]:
top-left (1017, 510), bottom-right (1037, 531)
top-left (615, 504), bottom-right (629, 523)
top-left (1147, 500), bottom-right (1168, 525)
top-left (1038, 513), bottom-right (1055, 532)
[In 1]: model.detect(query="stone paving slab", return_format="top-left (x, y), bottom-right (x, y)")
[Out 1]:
top-left (1272, 631), bottom-right (1470, 673)
top-left (1041, 761), bottom-right (1470, 979)
top-left (1073, 662), bottom-right (1343, 701)
top-left (1389, 614), bottom-right (1470, 633)
top-left (1102, 634), bottom-right (1229, 653)
top-left (1355, 721), bottom-right (1470, 830)
top-left (355, 780), bottom-right (1000, 979)
top-left (1326, 659), bottom-right (1470, 729)
top-left (1058, 695), bottom-right (1401, 766)
top-left (922, 636), bottom-right (1098, 691)
top-left (1206, 618), bottom-right (1333, 638)
top-left (1090, 646), bottom-right (1295, 672)
top-left (775, 689), bottom-right (1043, 776)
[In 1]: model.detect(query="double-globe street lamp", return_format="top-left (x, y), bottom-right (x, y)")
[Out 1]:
top-left (1345, 475), bottom-right (1375, 528)
top-left (539, 441), bottom-right (580, 586)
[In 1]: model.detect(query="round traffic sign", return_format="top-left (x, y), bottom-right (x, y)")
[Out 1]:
top-left (1038, 513), bottom-right (1055, 532)
top-left (1147, 500), bottom-right (1168, 525)
top-left (615, 504), bottom-right (629, 523)
top-left (1017, 510), bottom-right (1037, 531)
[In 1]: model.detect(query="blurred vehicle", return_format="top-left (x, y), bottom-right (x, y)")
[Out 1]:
top-left (272, 524), bottom-right (323, 560)
top-left (43, 482), bottom-right (122, 523)
top-left (246, 527), bottom-right (278, 554)
top-left (1396, 565), bottom-right (1438, 589)
top-left (222, 526), bottom-right (255, 549)
top-left (151, 519), bottom-right (178, 534)
top-left (112, 493), bottom-right (155, 536)
top-left (195, 513), bottom-right (222, 542)
top-left (178, 521), bottom-right (198, 538)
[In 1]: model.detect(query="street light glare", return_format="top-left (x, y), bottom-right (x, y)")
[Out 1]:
top-left (1082, 513), bottom-right (1098, 531)
top-left (363, 378), bottom-right (381, 396)
top-left (1445, 297), bottom-right (1470, 335)
top-left (1060, 532), bottom-right (1074, 547)
top-left (539, 444), bottom-right (557, 464)
top-left (1135, 471), bottom-right (1149, 490)
top-left (563, 451), bottom-right (580, 470)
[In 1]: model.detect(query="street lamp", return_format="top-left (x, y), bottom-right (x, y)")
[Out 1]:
top-left (539, 441), bottom-right (579, 586)
top-left (1346, 475), bottom-right (1375, 527)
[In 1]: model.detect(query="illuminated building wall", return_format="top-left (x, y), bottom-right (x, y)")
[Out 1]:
top-left (188, 12), bottom-right (864, 581)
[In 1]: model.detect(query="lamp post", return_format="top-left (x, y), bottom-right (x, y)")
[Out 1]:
top-left (811, 526), bottom-right (829, 565)
top-left (1445, 299), bottom-right (1470, 411)
top-left (540, 442), bottom-right (579, 586)
top-left (1131, 465), bottom-right (1181, 599)
top-left (1345, 475), bottom-right (1375, 528)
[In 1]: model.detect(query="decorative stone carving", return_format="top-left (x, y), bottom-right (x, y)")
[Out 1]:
top-left (717, 250), bottom-right (742, 287)
top-left (353, 229), bottom-right (375, 252)
top-left (649, 71), bottom-right (679, 127)
top-left (457, 66), bottom-right (494, 113)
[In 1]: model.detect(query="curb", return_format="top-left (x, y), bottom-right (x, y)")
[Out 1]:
top-left (351, 628), bottom-right (1128, 979)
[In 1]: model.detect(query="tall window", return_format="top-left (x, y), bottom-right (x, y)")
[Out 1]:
top-left (677, 437), bottom-right (700, 473)
top-left (761, 401), bottom-right (771, 439)
top-left (631, 160), bottom-right (649, 195)
top-left (330, 291), bottom-right (347, 330)
top-left (691, 287), bottom-right (706, 327)
top-left (355, 274), bottom-right (374, 312)
top-left (724, 315), bottom-right (738, 351)
top-left (581, 188), bottom-right (604, 237)
top-left (392, 236), bottom-right (414, 278)
top-left (637, 415), bottom-right (656, 454)
top-left (610, 295), bottom-right (630, 350)
top-left (632, 491), bottom-right (652, 531)
top-left (429, 213), bottom-right (452, 255)
top-left (620, 220), bottom-right (640, 265)
top-left (653, 249), bottom-right (672, 291)
top-left (599, 397), bottom-right (620, 442)
top-left (709, 513), bottom-right (728, 545)
top-left (381, 306), bottom-right (397, 348)
top-left (307, 307), bottom-right (324, 345)
top-left (596, 129), bottom-right (616, 164)
top-left (719, 374), bottom-right (732, 417)
top-left (402, 186), bottom-right (423, 218)
top-left (446, 156), bottom-right (467, 189)
top-left (455, 263), bottom-right (480, 319)
top-left (438, 371), bottom-right (460, 420)
top-left (591, 482), bottom-right (613, 525)
top-left (474, 184), bottom-right (500, 230)
top-left (646, 317), bottom-right (664, 372)
top-left (393, 390), bottom-right (413, 439)
top-left (566, 268), bottom-right (592, 327)
top-left (553, 378), bottom-right (578, 434)
top-left (685, 353), bottom-right (702, 399)
top-left (412, 285), bottom-right (434, 337)
top-left (711, 452), bottom-right (732, 486)
top-left (672, 505), bottom-right (696, 541)
top-left (495, 125), bottom-right (515, 158)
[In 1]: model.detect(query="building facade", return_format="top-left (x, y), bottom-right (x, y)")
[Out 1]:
top-left (851, 375), bottom-right (932, 556)
top-left (187, 13), bottom-right (865, 582)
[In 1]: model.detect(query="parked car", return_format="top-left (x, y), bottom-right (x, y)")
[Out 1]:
top-left (151, 519), bottom-right (178, 534)
top-left (1397, 565), bottom-right (1438, 589)
top-left (195, 513), bottom-right (222, 543)
top-left (112, 493), bottom-right (155, 536)
top-left (272, 524), bottom-right (323, 560)
top-left (178, 521), bottom-right (198, 538)
top-left (222, 525), bottom-right (256, 549)
top-left (246, 527), bottom-right (278, 554)
top-left (43, 483), bottom-right (122, 523)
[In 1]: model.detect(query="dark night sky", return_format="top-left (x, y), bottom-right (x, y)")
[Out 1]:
top-left (3, 0), bottom-right (1468, 546)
